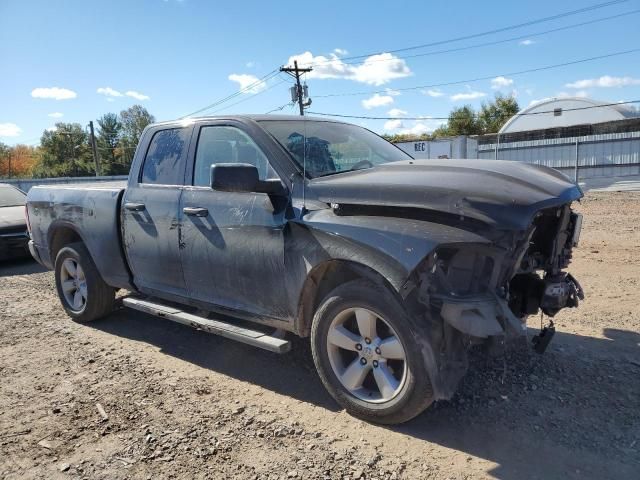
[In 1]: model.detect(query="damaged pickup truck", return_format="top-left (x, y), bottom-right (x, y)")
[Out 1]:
top-left (26, 115), bottom-right (584, 424)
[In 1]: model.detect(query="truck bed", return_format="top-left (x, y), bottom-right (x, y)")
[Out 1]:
top-left (27, 181), bottom-right (133, 290)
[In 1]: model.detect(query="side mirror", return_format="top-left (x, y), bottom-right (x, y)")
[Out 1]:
top-left (210, 163), bottom-right (288, 196)
top-left (210, 163), bottom-right (259, 192)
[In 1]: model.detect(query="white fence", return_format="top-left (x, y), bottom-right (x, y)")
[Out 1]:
top-left (396, 131), bottom-right (640, 181)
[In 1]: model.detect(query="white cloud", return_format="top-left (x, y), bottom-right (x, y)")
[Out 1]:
top-left (245, 61), bottom-right (255, 68)
top-left (491, 76), bottom-right (514, 89)
top-left (97, 87), bottom-right (123, 97)
top-left (519, 39), bottom-right (535, 46)
top-left (566, 75), bottom-right (640, 89)
top-left (383, 119), bottom-right (404, 131)
top-left (46, 126), bottom-right (58, 132)
top-left (48, 112), bottom-right (64, 118)
top-left (286, 51), bottom-right (411, 86)
top-left (387, 108), bottom-right (407, 117)
top-left (362, 93), bottom-right (394, 109)
top-left (423, 89), bottom-right (444, 97)
top-left (0, 123), bottom-right (22, 137)
top-left (125, 90), bottom-right (150, 101)
top-left (398, 122), bottom-right (434, 136)
top-left (450, 90), bottom-right (486, 101)
top-left (333, 48), bottom-right (348, 56)
top-left (228, 73), bottom-right (267, 93)
top-left (31, 87), bottom-right (77, 100)
top-left (103, 88), bottom-right (122, 97)
top-left (385, 88), bottom-right (401, 96)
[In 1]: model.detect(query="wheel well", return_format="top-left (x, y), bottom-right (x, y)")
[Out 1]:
top-left (295, 260), bottom-right (398, 337)
top-left (50, 227), bottom-right (82, 262)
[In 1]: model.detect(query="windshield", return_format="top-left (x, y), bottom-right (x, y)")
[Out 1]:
top-left (0, 185), bottom-right (26, 207)
top-left (259, 120), bottom-right (412, 178)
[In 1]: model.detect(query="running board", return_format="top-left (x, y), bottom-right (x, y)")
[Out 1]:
top-left (122, 297), bottom-right (291, 354)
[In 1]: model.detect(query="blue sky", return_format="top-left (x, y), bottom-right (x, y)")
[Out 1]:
top-left (1, 0), bottom-right (640, 145)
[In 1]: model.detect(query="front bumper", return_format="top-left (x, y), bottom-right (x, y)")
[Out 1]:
top-left (0, 232), bottom-right (30, 260)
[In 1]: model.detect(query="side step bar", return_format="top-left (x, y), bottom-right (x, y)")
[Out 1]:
top-left (122, 297), bottom-right (291, 354)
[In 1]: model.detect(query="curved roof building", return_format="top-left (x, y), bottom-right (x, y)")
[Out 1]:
top-left (499, 97), bottom-right (639, 134)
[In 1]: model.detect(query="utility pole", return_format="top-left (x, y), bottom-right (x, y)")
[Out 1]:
top-left (88, 121), bottom-right (101, 176)
top-left (280, 60), bottom-right (312, 116)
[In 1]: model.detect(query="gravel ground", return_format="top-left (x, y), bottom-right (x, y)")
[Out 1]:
top-left (1, 191), bottom-right (639, 480)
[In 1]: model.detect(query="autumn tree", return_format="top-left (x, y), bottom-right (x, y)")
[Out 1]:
top-left (0, 142), bottom-right (9, 177)
top-left (0, 142), bottom-right (39, 178)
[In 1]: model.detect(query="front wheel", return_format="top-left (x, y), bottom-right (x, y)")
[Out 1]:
top-left (54, 242), bottom-right (115, 322)
top-left (311, 279), bottom-right (434, 424)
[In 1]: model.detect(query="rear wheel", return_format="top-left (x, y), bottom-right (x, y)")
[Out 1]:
top-left (54, 242), bottom-right (115, 322)
top-left (311, 279), bottom-right (434, 424)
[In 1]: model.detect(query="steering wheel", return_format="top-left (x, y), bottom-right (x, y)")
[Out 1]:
top-left (350, 159), bottom-right (374, 171)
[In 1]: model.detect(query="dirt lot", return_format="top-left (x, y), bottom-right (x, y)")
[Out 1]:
top-left (1, 191), bottom-right (638, 480)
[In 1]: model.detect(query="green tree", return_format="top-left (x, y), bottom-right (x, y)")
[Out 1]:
top-left (446, 105), bottom-right (483, 136)
top-left (96, 113), bottom-right (124, 175)
top-left (478, 94), bottom-right (519, 134)
top-left (32, 123), bottom-right (94, 178)
top-left (119, 105), bottom-right (155, 166)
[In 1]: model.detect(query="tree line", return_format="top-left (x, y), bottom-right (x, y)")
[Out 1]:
top-left (382, 94), bottom-right (519, 143)
top-left (0, 96), bottom-right (519, 179)
top-left (0, 105), bottom-right (155, 179)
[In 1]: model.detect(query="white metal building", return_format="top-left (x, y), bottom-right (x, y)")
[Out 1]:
top-left (499, 97), bottom-right (639, 134)
top-left (396, 97), bottom-right (640, 180)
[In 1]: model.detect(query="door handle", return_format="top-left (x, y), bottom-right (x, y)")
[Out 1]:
top-left (183, 207), bottom-right (209, 217)
top-left (124, 202), bottom-right (146, 212)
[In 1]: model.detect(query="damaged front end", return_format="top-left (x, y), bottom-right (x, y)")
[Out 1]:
top-left (410, 203), bottom-right (584, 399)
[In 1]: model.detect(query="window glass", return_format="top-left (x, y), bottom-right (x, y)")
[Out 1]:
top-left (193, 126), bottom-right (277, 187)
top-left (0, 185), bottom-right (26, 207)
top-left (141, 128), bottom-right (190, 185)
top-left (259, 120), bottom-right (412, 178)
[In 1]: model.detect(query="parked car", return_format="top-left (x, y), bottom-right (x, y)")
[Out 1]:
top-left (0, 183), bottom-right (30, 260)
top-left (25, 115), bottom-right (584, 424)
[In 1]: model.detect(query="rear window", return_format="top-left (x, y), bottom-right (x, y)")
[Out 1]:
top-left (0, 185), bottom-right (26, 207)
top-left (140, 128), bottom-right (190, 185)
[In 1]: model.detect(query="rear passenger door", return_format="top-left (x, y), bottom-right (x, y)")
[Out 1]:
top-left (122, 126), bottom-right (192, 300)
top-left (179, 122), bottom-right (289, 319)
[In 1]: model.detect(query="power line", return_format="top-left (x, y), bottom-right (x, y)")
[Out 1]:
top-left (204, 78), bottom-right (288, 115)
top-left (334, 8), bottom-right (640, 67)
top-left (179, 69), bottom-right (280, 118)
top-left (308, 0), bottom-right (629, 66)
top-left (313, 47), bottom-right (640, 98)
top-left (307, 99), bottom-right (640, 121)
top-left (265, 102), bottom-right (295, 114)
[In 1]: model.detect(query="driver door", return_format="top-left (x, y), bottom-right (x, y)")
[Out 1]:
top-left (179, 122), bottom-right (289, 320)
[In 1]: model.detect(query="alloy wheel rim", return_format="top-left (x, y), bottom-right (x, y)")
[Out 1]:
top-left (326, 307), bottom-right (407, 403)
top-left (60, 258), bottom-right (87, 313)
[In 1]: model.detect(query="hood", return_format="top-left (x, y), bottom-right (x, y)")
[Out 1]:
top-left (307, 159), bottom-right (582, 230)
top-left (0, 205), bottom-right (27, 230)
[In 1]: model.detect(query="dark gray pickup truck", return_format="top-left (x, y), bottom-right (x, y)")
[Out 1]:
top-left (26, 115), bottom-right (584, 424)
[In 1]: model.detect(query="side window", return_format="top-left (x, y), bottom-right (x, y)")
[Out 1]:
top-left (140, 128), bottom-right (190, 185)
top-left (193, 126), bottom-right (278, 187)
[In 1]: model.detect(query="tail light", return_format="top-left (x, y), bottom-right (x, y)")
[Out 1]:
top-left (25, 205), bottom-right (31, 234)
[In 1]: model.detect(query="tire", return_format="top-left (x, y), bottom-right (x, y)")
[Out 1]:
top-left (54, 242), bottom-right (115, 323)
top-left (311, 279), bottom-right (434, 424)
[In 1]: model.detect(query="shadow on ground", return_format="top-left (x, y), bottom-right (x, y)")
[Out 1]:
top-left (88, 305), bottom-right (639, 480)
top-left (0, 256), bottom-right (44, 277)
